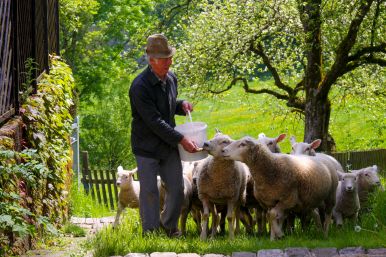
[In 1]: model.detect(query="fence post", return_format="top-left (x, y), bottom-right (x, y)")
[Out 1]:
top-left (81, 151), bottom-right (93, 199)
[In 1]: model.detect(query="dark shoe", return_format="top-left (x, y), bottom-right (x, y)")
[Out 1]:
top-left (166, 228), bottom-right (183, 238)
top-left (160, 223), bottom-right (183, 238)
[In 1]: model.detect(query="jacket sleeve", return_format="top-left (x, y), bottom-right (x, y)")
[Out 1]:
top-left (130, 82), bottom-right (184, 146)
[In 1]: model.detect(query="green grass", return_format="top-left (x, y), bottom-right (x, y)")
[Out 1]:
top-left (90, 189), bottom-right (386, 257)
top-left (69, 179), bottom-right (115, 218)
top-left (62, 223), bottom-right (86, 237)
top-left (176, 84), bottom-right (385, 153)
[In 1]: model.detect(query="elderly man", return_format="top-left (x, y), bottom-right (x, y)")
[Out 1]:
top-left (129, 34), bottom-right (198, 237)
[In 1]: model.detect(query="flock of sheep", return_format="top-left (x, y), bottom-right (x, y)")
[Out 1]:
top-left (113, 131), bottom-right (384, 241)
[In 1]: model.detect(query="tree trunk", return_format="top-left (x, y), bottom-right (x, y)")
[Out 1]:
top-left (304, 94), bottom-right (334, 152)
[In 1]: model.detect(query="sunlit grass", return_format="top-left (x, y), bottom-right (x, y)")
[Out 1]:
top-left (91, 189), bottom-right (386, 257)
top-left (69, 179), bottom-right (115, 218)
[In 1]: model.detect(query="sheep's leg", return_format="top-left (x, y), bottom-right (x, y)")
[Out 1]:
top-left (191, 208), bottom-right (202, 234)
top-left (256, 208), bottom-right (267, 236)
top-left (180, 208), bottom-right (188, 235)
top-left (333, 210), bottom-right (343, 227)
top-left (312, 209), bottom-right (323, 232)
top-left (209, 203), bottom-right (218, 238)
top-left (268, 207), bottom-right (284, 240)
top-left (323, 213), bottom-right (332, 238)
top-left (234, 205), bottom-right (241, 235)
top-left (226, 202), bottom-right (235, 240)
top-left (200, 199), bottom-right (210, 240)
top-left (113, 203), bottom-right (124, 228)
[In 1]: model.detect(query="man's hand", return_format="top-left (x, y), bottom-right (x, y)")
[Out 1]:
top-left (182, 101), bottom-right (193, 114)
top-left (180, 136), bottom-right (199, 153)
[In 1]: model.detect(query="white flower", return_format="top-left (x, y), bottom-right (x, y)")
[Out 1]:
top-left (354, 225), bottom-right (362, 232)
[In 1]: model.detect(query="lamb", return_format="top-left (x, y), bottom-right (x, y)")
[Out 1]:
top-left (113, 166), bottom-right (162, 228)
top-left (333, 172), bottom-right (360, 226)
top-left (221, 136), bottom-right (338, 240)
top-left (159, 171), bottom-right (193, 235)
top-left (113, 166), bottom-right (140, 228)
top-left (351, 165), bottom-right (384, 211)
top-left (290, 136), bottom-right (344, 173)
top-left (197, 131), bottom-right (248, 240)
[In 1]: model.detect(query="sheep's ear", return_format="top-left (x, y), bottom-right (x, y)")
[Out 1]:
top-left (310, 139), bottom-right (321, 150)
top-left (372, 165), bottom-right (378, 172)
top-left (244, 137), bottom-right (255, 146)
top-left (290, 136), bottom-right (297, 146)
top-left (215, 128), bottom-right (222, 134)
top-left (337, 170), bottom-right (344, 181)
top-left (276, 133), bottom-right (286, 143)
top-left (258, 133), bottom-right (266, 139)
top-left (117, 165), bottom-right (123, 173)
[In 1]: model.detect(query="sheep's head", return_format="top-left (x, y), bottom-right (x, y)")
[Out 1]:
top-left (290, 136), bottom-right (320, 156)
top-left (202, 131), bottom-right (233, 158)
top-left (354, 165), bottom-right (384, 191)
top-left (339, 172), bottom-right (358, 193)
top-left (116, 166), bottom-right (136, 189)
top-left (258, 133), bottom-right (286, 153)
top-left (222, 136), bottom-right (257, 162)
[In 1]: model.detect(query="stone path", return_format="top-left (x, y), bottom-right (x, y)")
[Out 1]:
top-left (69, 216), bottom-right (386, 257)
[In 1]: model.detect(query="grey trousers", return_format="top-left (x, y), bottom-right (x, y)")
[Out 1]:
top-left (135, 149), bottom-right (184, 233)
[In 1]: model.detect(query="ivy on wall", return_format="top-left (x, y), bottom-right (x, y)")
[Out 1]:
top-left (0, 56), bottom-right (75, 256)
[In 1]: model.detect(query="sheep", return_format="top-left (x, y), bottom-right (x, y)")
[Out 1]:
top-left (351, 165), bottom-right (384, 212)
top-left (159, 172), bottom-right (193, 235)
top-left (221, 136), bottom-right (338, 240)
top-left (290, 136), bottom-right (344, 173)
top-left (113, 166), bottom-right (140, 228)
top-left (258, 133), bottom-right (286, 153)
top-left (197, 131), bottom-right (248, 240)
top-left (242, 133), bottom-right (286, 235)
top-left (113, 166), bottom-right (163, 228)
top-left (333, 171), bottom-right (360, 226)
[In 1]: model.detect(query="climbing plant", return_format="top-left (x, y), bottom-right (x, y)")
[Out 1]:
top-left (0, 56), bottom-right (75, 256)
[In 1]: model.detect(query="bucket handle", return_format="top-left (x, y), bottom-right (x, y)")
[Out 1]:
top-left (186, 110), bottom-right (193, 123)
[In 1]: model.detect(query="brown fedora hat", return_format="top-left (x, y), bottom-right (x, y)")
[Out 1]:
top-left (146, 34), bottom-right (176, 58)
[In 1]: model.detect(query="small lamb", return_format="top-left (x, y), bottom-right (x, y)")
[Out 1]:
top-left (351, 165), bottom-right (384, 211)
top-left (113, 166), bottom-right (162, 228)
top-left (333, 172), bottom-right (360, 226)
top-left (113, 166), bottom-right (140, 228)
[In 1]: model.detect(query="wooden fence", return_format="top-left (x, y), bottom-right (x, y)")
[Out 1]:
top-left (81, 149), bottom-right (386, 210)
top-left (81, 151), bottom-right (119, 210)
top-left (0, 0), bottom-right (59, 124)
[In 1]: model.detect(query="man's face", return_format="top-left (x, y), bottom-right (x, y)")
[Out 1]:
top-left (149, 57), bottom-right (173, 78)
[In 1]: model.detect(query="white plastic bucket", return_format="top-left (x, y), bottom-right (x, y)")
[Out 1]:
top-left (175, 121), bottom-right (208, 162)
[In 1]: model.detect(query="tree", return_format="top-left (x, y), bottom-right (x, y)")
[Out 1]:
top-left (174, 0), bottom-right (386, 151)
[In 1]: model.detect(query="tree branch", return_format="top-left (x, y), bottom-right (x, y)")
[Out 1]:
top-left (249, 43), bottom-right (294, 95)
top-left (348, 42), bottom-right (386, 62)
top-left (320, 0), bottom-right (375, 98)
top-left (209, 77), bottom-right (305, 110)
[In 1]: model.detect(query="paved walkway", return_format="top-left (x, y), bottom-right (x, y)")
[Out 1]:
top-left (69, 217), bottom-right (386, 257)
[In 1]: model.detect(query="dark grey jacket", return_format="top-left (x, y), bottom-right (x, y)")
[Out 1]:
top-left (129, 66), bottom-right (185, 159)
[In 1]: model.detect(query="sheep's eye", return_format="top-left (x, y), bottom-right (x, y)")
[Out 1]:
top-left (239, 143), bottom-right (245, 147)
top-left (222, 140), bottom-right (229, 145)
top-left (268, 142), bottom-right (273, 145)
top-left (365, 173), bottom-right (369, 176)
top-left (305, 147), bottom-right (310, 151)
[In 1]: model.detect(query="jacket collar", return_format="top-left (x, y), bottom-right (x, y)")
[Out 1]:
top-left (146, 66), bottom-right (172, 87)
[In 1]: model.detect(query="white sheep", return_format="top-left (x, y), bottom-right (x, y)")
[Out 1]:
top-left (197, 131), bottom-right (248, 240)
top-left (159, 172), bottom-right (193, 235)
top-left (222, 136), bottom-right (338, 240)
top-left (113, 166), bottom-right (162, 228)
top-left (258, 133), bottom-right (286, 153)
top-left (351, 165), bottom-right (384, 211)
top-left (290, 136), bottom-right (344, 173)
top-left (113, 166), bottom-right (140, 228)
top-left (333, 171), bottom-right (360, 226)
